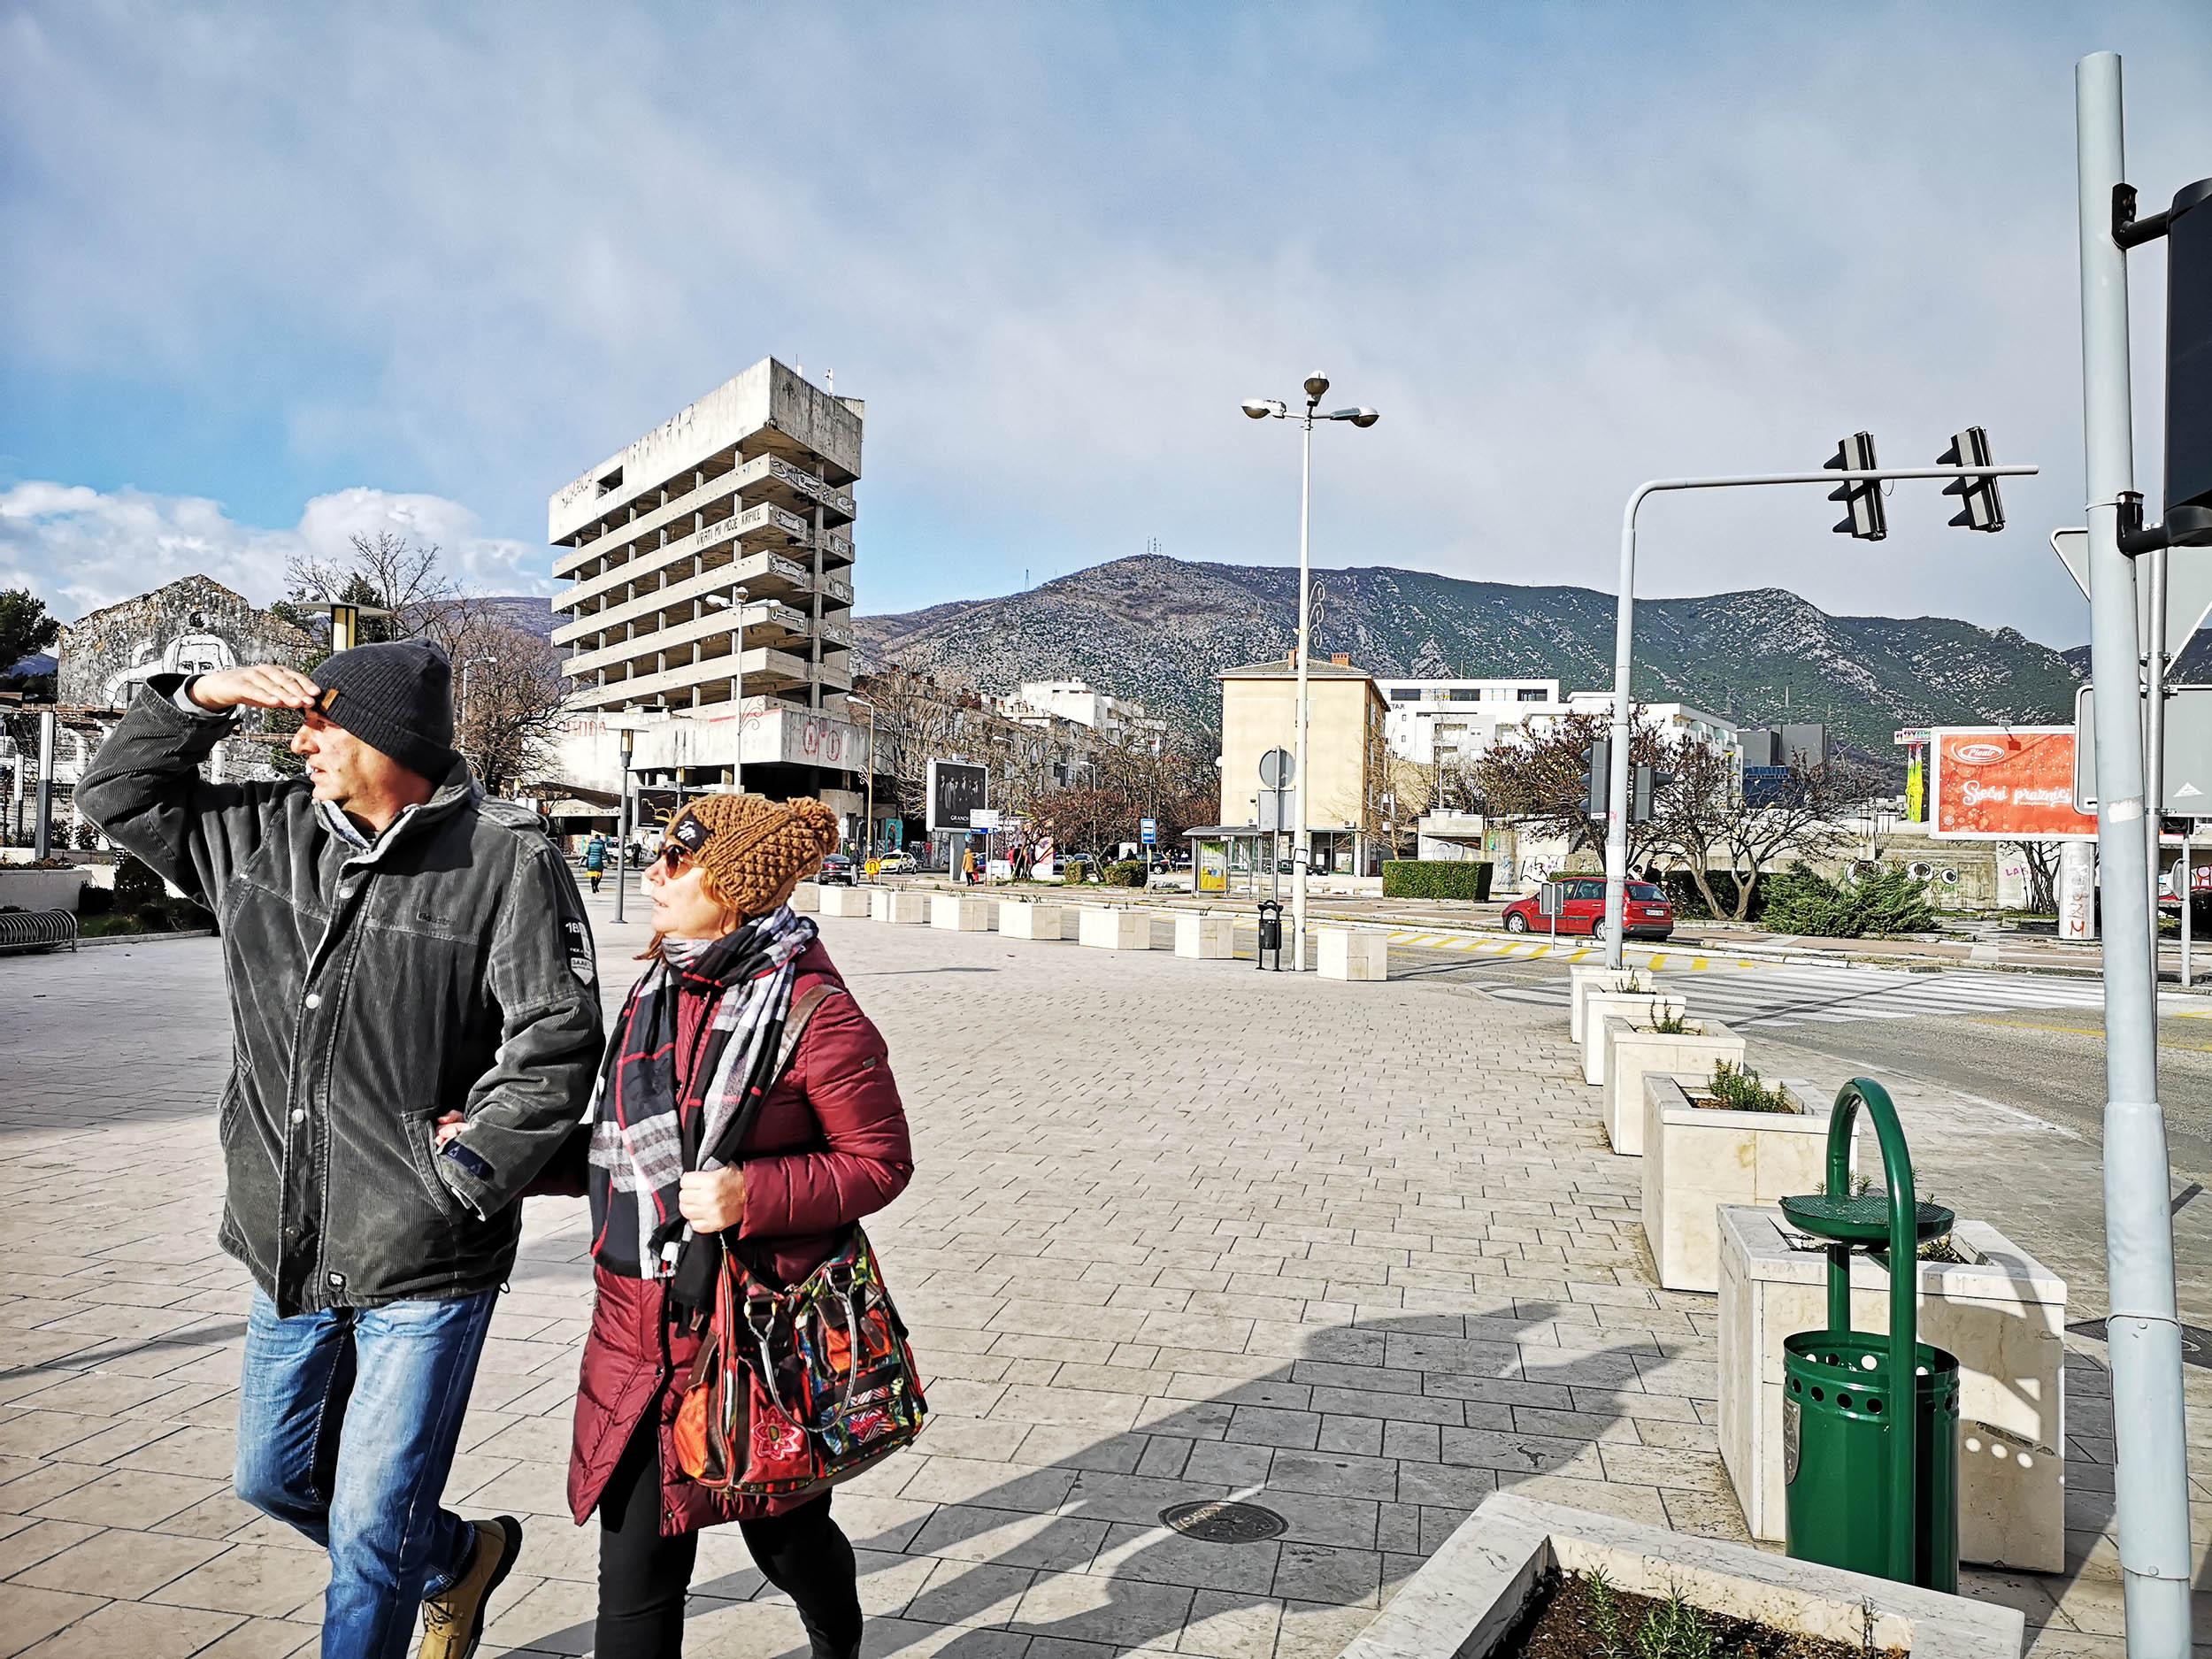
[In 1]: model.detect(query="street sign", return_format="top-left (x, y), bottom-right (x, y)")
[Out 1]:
top-left (2074, 682), bottom-right (2212, 814)
top-left (2051, 528), bottom-right (2212, 658)
top-left (1140, 817), bottom-right (1157, 846)
top-left (971, 808), bottom-right (1002, 831)
top-left (925, 759), bottom-right (987, 833)
top-left (1259, 748), bottom-right (1294, 787)
top-left (1256, 788), bottom-right (1293, 832)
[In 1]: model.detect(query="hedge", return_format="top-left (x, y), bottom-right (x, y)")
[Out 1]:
top-left (1381, 859), bottom-right (1494, 901)
top-left (1103, 859), bottom-right (1150, 888)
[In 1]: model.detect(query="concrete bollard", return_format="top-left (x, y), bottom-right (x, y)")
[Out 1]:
top-left (1000, 901), bottom-right (1065, 940)
top-left (1316, 926), bottom-right (1386, 981)
top-left (885, 892), bottom-right (930, 926)
top-left (1079, 906), bottom-right (1153, 950)
top-left (867, 887), bottom-right (895, 921)
top-left (1174, 913), bottom-right (1234, 960)
top-left (932, 895), bottom-right (993, 932)
top-left (818, 886), bottom-right (872, 918)
top-left (790, 881), bottom-right (822, 913)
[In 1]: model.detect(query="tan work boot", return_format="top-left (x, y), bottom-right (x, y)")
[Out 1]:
top-left (419, 1515), bottom-right (522, 1659)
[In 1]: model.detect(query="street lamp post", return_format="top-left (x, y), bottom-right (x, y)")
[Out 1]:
top-left (614, 721), bottom-right (639, 925)
top-left (1242, 375), bottom-right (1379, 972)
top-left (851, 694), bottom-right (878, 872)
top-left (706, 585), bottom-right (752, 793)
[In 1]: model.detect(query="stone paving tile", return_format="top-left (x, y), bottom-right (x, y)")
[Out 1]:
top-left (4, 913), bottom-right (2211, 1657)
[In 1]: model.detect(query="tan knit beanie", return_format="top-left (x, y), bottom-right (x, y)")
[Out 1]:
top-left (664, 794), bottom-right (841, 918)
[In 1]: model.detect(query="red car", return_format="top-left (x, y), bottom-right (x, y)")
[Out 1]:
top-left (1501, 877), bottom-right (1674, 941)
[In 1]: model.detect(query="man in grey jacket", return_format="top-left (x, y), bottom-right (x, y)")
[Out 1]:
top-left (80, 641), bottom-right (603, 1659)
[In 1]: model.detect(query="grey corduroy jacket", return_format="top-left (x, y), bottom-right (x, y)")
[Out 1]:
top-left (79, 676), bottom-right (605, 1316)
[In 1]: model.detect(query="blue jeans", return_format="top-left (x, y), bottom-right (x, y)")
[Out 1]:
top-left (234, 1286), bottom-right (497, 1659)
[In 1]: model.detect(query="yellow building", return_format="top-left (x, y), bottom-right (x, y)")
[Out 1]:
top-left (1212, 653), bottom-right (1390, 880)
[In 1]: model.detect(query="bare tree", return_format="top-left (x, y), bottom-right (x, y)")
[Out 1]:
top-left (287, 532), bottom-right (465, 641)
top-left (1472, 710), bottom-right (1671, 867)
top-left (1644, 740), bottom-right (1878, 920)
top-left (2014, 840), bottom-right (2061, 914)
top-left (454, 623), bottom-right (570, 792)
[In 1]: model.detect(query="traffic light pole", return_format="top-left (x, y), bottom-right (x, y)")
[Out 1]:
top-left (1601, 461), bottom-right (2038, 969)
top-left (2074, 50), bottom-right (2193, 1658)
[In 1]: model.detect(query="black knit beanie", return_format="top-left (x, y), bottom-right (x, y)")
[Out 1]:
top-left (311, 640), bottom-right (458, 780)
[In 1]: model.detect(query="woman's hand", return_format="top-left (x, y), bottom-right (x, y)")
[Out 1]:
top-left (433, 1110), bottom-right (465, 1148)
top-left (678, 1167), bottom-right (747, 1234)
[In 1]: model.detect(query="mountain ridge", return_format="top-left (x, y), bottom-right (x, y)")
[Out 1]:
top-left (849, 553), bottom-right (2089, 754)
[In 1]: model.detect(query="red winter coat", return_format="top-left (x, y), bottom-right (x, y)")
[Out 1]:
top-left (563, 939), bottom-right (913, 1532)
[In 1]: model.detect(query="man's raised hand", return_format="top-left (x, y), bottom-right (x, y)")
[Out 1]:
top-left (186, 664), bottom-right (324, 712)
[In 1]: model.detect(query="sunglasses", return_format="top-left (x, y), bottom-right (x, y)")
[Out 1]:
top-left (657, 844), bottom-right (694, 875)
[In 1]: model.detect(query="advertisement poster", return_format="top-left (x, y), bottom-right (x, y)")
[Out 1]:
top-left (1929, 728), bottom-right (2097, 841)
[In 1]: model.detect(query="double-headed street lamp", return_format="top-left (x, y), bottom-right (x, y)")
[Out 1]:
top-left (702, 584), bottom-right (751, 792)
top-left (1241, 373), bottom-right (1379, 972)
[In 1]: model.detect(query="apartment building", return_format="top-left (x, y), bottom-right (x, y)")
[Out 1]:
top-left (1378, 677), bottom-right (1563, 765)
top-left (997, 679), bottom-right (1167, 754)
top-left (546, 359), bottom-right (878, 833)
top-left (1214, 653), bottom-right (1391, 876)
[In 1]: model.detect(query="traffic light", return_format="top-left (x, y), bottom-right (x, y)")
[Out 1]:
top-left (2162, 180), bottom-right (2212, 545)
top-left (1631, 765), bottom-right (1676, 824)
top-left (1582, 740), bottom-right (1609, 818)
top-left (1938, 426), bottom-right (2005, 532)
top-left (1825, 431), bottom-right (1886, 541)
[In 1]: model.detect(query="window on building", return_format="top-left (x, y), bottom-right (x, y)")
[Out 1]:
top-left (1517, 688), bottom-right (1545, 702)
top-left (1389, 688), bottom-right (1419, 702)
top-left (596, 466), bottom-right (624, 496)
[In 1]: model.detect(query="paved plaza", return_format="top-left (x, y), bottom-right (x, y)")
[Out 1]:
top-left (1, 905), bottom-right (2209, 1658)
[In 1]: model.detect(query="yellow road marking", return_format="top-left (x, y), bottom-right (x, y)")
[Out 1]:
top-left (1647, 953), bottom-right (1669, 971)
top-left (1691, 957), bottom-right (1710, 970)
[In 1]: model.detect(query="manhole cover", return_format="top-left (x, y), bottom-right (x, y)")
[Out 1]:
top-left (1160, 1500), bottom-right (1287, 1543)
top-left (2067, 1317), bottom-right (2212, 1369)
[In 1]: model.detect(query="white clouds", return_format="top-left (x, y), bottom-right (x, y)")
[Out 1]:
top-left (2, 4), bottom-right (2208, 642)
top-left (0, 483), bottom-right (551, 621)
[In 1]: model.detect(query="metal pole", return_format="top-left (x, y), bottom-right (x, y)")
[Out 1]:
top-left (1290, 406), bottom-right (1314, 972)
top-left (732, 588), bottom-right (749, 795)
top-left (2146, 547), bottom-right (2169, 983)
top-left (2183, 838), bottom-right (2194, 988)
top-left (2077, 50), bottom-right (2193, 1656)
top-left (1602, 487), bottom-right (1650, 969)
top-left (613, 731), bottom-right (634, 925)
top-left (34, 710), bottom-right (56, 861)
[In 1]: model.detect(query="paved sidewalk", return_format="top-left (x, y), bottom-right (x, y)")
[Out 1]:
top-left (0, 911), bottom-right (2207, 1657)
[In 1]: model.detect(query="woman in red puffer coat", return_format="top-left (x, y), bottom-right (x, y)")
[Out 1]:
top-left (545, 794), bottom-right (912, 1659)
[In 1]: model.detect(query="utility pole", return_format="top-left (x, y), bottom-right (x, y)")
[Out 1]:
top-left (2074, 50), bottom-right (2194, 1656)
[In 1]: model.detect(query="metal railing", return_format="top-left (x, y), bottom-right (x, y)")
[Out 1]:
top-left (0, 909), bottom-right (79, 954)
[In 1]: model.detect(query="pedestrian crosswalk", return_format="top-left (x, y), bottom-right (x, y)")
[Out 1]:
top-left (1381, 931), bottom-right (1760, 973)
top-left (1484, 959), bottom-right (2124, 1030)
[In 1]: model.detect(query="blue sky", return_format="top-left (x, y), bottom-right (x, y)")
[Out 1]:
top-left (4, 2), bottom-right (2208, 645)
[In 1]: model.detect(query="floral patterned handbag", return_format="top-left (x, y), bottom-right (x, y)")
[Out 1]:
top-left (674, 1225), bottom-right (928, 1494)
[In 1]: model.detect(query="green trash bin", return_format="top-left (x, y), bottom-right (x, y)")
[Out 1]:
top-left (1775, 1079), bottom-right (1962, 1594)
top-left (1783, 1329), bottom-right (1961, 1594)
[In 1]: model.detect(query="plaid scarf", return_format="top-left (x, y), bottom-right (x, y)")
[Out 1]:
top-left (588, 905), bottom-right (818, 1305)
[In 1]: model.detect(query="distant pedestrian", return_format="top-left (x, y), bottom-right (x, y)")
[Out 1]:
top-left (79, 644), bottom-right (604, 1659)
top-left (584, 831), bottom-right (610, 894)
top-left (961, 846), bottom-right (979, 886)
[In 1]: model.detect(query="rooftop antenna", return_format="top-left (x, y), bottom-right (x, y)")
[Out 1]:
top-left (826, 368), bottom-right (834, 395)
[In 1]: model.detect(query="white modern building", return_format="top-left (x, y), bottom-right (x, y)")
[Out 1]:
top-left (545, 359), bottom-right (880, 839)
top-left (998, 679), bottom-right (1166, 753)
top-left (1379, 678), bottom-right (1565, 765)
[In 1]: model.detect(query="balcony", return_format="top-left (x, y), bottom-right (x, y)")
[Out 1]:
top-left (728, 452), bottom-right (856, 526)
top-left (553, 552), bottom-right (829, 643)
top-left (559, 599), bottom-right (817, 681)
top-left (564, 645), bottom-right (817, 711)
top-left (554, 504), bottom-right (812, 613)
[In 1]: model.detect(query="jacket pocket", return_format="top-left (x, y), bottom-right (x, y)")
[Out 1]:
top-left (217, 1076), bottom-right (244, 1142)
top-left (400, 1107), bottom-right (468, 1222)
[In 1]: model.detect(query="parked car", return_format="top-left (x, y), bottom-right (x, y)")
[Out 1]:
top-left (818, 852), bottom-right (857, 887)
top-left (874, 851), bottom-right (918, 874)
top-left (1500, 877), bottom-right (1674, 941)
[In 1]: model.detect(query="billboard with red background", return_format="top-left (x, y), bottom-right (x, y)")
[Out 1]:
top-left (1929, 727), bottom-right (2097, 841)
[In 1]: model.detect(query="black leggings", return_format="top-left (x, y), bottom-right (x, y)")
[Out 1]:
top-left (596, 1417), bottom-right (863, 1659)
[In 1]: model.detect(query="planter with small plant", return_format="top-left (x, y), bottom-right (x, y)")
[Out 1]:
top-left (1717, 1203), bottom-right (2067, 1573)
top-left (1333, 1491), bottom-right (2024, 1659)
top-left (1596, 1009), bottom-right (1743, 1148)
top-left (1569, 964), bottom-right (1649, 1043)
top-left (1582, 987), bottom-right (1693, 1090)
top-left (1640, 1065), bottom-right (1831, 1293)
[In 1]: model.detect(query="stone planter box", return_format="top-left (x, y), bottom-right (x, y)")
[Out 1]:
top-left (789, 881), bottom-right (822, 913)
top-left (818, 885), bottom-right (872, 918)
top-left (1579, 990), bottom-right (1690, 1090)
top-left (999, 901), bottom-right (1065, 941)
top-left (1174, 913), bottom-right (1233, 959)
top-left (930, 895), bottom-right (993, 932)
top-left (1336, 1491), bottom-right (2023, 1659)
top-left (1717, 1205), bottom-right (2066, 1573)
top-left (1640, 1074), bottom-right (1832, 1293)
top-left (1569, 964), bottom-right (1645, 1043)
top-left (1315, 926), bottom-right (1386, 980)
top-left (1597, 1014), bottom-right (1742, 1145)
top-left (0, 870), bottom-right (90, 911)
top-left (1079, 906), bottom-right (1151, 950)
top-left (876, 891), bottom-right (929, 926)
